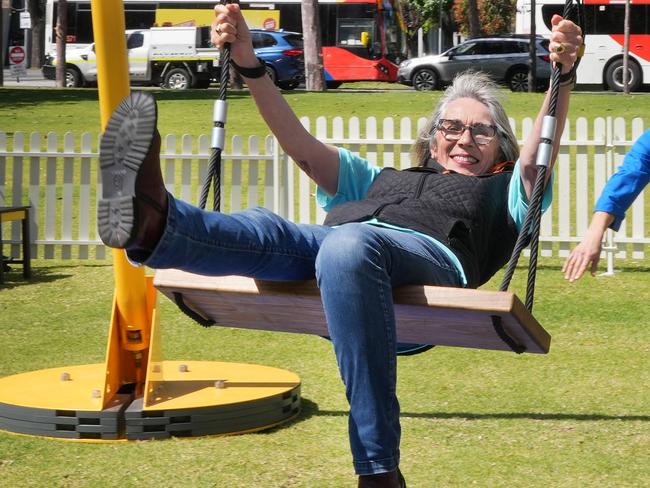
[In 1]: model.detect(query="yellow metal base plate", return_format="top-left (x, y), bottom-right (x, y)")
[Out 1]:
top-left (0, 361), bottom-right (301, 441)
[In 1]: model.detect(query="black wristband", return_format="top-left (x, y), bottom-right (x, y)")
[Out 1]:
top-left (231, 59), bottom-right (267, 79)
top-left (558, 67), bottom-right (576, 84)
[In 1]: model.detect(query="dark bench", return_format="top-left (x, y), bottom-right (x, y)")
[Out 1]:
top-left (0, 206), bottom-right (31, 283)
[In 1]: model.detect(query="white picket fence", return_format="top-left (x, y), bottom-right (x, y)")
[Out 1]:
top-left (1, 115), bottom-right (648, 270)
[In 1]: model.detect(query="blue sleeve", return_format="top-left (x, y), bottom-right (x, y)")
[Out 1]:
top-left (594, 129), bottom-right (650, 231)
top-left (508, 159), bottom-right (554, 231)
top-left (317, 147), bottom-right (382, 212)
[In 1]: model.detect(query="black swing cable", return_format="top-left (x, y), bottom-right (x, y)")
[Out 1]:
top-left (173, 0), bottom-right (235, 327)
top-left (499, 0), bottom-right (585, 312)
top-left (199, 0), bottom-right (236, 212)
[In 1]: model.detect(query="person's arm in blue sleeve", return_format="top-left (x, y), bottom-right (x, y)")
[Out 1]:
top-left (563, 129), bottom-right (650, 282)
top-left (594, 129), bottom-right (650, 231)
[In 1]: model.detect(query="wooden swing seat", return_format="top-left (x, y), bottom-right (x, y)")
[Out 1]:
top-left (154, 270), bottom-right (551, 354)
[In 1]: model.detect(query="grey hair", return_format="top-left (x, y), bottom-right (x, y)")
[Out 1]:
top-left (410, 71), bottom-right (519, 167)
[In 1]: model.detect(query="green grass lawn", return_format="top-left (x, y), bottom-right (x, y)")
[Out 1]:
top-left (1, 87), bottom-right (649, 144)
top-left (0, 87), bottom-right (649, 487)
top-left (0, 258), bottom-right (649, 487)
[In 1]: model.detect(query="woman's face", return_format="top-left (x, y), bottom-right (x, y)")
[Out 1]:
top-left (430, 97), bottom-right (501, 175)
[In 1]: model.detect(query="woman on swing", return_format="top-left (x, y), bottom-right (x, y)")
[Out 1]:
top-left (98, 5), bottom-right (581, 486)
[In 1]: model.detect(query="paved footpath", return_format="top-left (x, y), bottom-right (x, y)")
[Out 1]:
top-left (1, 68), bottom-right (56, 88)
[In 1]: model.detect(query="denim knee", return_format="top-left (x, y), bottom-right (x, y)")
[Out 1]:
top-left (315, 223), bottom-right (387, 283)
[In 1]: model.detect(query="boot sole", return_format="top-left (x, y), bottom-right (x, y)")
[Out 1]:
top-left (98, 92), bottom-right (158, 249)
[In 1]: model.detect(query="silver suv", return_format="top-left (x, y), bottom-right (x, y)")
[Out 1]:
top-left (397, 35), bottom-right (552, 92)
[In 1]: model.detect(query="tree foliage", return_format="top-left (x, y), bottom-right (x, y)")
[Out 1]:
top-left (453, 0), bottom-right (516, 36)
top-left (400, 0), bottom-right (441, 35)
top-left (400, 0), bottom-right (455, 56)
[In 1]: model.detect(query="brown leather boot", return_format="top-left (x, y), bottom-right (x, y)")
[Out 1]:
top-left (358, 468), bottom-right (406, 488)
top-left (98, 91), bottom-right (168, 255)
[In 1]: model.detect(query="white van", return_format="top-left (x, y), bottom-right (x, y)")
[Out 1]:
top-left (42, 26), bottom-right (220, 89)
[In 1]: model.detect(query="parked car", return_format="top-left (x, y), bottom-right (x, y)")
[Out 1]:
top-left (397, 35), bottom-right (552, 92)
top-left (42, 27), bottom-right (219, 89)
top-left (250, 29), bottom-right (304, 90)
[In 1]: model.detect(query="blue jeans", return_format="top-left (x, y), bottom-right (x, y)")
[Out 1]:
top-left (140, 196), bottom-right (462, 475)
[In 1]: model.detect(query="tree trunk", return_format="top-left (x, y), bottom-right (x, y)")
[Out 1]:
top-left (301, 0), bottom-right (325, 91)
top-left (55, 0), bottom-right (67, 87)
top-left (441, 9), bottom-right (454, 52)
top-left (466, 0), bottom-right (481, 38)
top-left (406, 32), bottom-right (419, 59)
top-left (27, 0), bottom-right (46, 68)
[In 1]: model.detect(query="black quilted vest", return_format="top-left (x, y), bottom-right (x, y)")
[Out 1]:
top-left (323, 162), bottom-right (520, 288)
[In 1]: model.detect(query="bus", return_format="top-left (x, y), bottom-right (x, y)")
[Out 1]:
top-left (45, 0), bottom-right (407, 86)
top-left (516, 0), bottom-right (650, 91)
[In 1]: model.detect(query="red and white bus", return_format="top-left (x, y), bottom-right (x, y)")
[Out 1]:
top-left (45, 0), bottom-right (407, 86)
top-left (516, 0), bottom-right (650, 91)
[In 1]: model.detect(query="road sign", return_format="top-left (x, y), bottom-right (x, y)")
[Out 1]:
top-left (20, 12), bottom-right (32, 29)
top-left (9, 46), bottom-right (26, 65)
top-left (10, 64), bottom-right (27, 78)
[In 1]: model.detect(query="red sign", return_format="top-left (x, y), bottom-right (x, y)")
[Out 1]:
top-left (8, 46), bottom-right (26, 65)
top-left (263, 18), bottom-right (277, 30)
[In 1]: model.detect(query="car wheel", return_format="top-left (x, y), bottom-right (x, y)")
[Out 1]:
top-left (265, 65), bottom-right (278, 85)
top-left (65, 68), bottom-right (83, 88)
top-left (412, 68), bottom-right (438, 91)
top-left (605, 58), bottom-right (642, 92)
top-left (164, 68), bottom-right (191, 90)
top-left (509, 69), bottom-right (529, 92)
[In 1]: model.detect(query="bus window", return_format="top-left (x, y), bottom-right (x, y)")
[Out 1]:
top-left (591, 5), bottom-right (648, 35)
top-left (540, 5), bottom-right (564, 31)
top-left (542, 4), bottom-right (649, 36)
top-left (337, 18), bottom-right (377, 59)
top-left (382, 10), bottom-right (405, 64)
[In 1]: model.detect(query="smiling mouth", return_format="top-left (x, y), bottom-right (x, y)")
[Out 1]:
top-left (451, 155), bottom-right (478, 165)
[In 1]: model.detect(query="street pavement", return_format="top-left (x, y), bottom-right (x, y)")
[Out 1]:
top-left (1, 68), bottom-right (56, 88)
top-left (1, 67), bottom-right (642, 94)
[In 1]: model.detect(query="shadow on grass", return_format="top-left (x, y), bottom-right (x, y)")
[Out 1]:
top-left (298, 399), bottom-right (650, 422)
top-left (0, 87), bottom-right (318, 107)
top-left (0, 88), bottom-right (100, 107)
top-left (0, 266), bottom-right (73, 289)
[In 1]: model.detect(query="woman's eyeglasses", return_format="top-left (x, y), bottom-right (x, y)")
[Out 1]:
top-left (436, 119), bottom-right (498, 146)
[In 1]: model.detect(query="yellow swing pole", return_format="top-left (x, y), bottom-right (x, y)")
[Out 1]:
top-left (0, 4), bottom-right (301, 442)
top-left (91, 0), bottom-right (152, 405)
